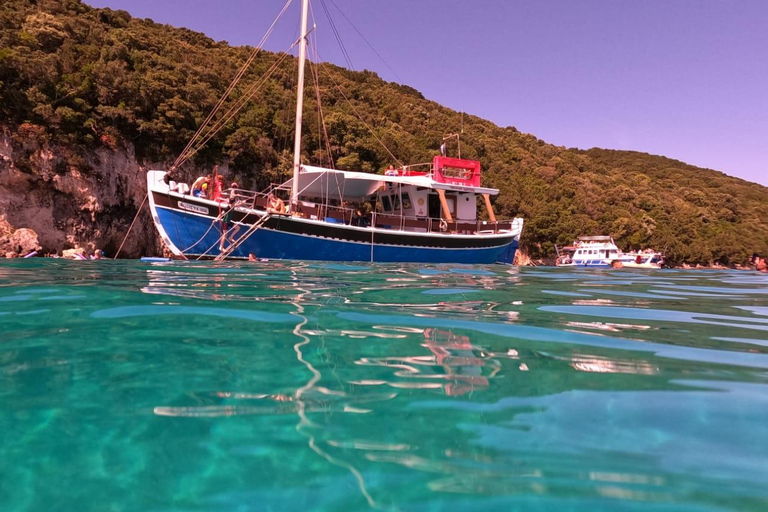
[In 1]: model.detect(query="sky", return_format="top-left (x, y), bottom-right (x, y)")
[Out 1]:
top-left (84, 0), bottom-right (768, 186)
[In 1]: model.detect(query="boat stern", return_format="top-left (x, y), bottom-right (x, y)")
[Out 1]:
top-left (495, 217), bottom-right (524, 264)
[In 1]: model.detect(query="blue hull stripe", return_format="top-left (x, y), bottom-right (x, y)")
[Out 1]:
top-left (156, 206), bottom-right (518, 264)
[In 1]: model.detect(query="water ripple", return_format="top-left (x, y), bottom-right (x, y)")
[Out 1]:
top-left (2, 260), bottom-right (768, 512)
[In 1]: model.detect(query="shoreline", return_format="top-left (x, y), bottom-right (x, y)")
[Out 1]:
top-left (2, 253), bottom-right (765, 271)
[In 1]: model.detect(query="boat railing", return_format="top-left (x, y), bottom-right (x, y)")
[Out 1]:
top-left (383, 157), bottom-right (485, 184)
top-left (370, 213), bottom-right (517, 235)
top-left (227, 182), bottom-right (294, 210)
top-left (222, 190), bottom-right (519, 235)
top-left (225, 188), bottom-right (270, 210)
top-left (399, 162), bottom-right (433, 177)
top-left (288, 205), bottom-right (519, 235)
top-left (292, 201), bottom-right (354, 224)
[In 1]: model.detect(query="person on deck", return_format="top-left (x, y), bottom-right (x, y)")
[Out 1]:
top-left (191, 176), bottom-right (207, 197)
top-left (213, 174), bottom-right (225, 202)
top-left (266, 193), bottom-right (286, 214)
top-left (384, 164), bottom-right (397, 176)
top-left (219, 207), bottom-right (240, 251)
top-left (352, 206), bottom-right (371, 227)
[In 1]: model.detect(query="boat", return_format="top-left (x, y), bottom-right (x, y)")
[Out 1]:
top-left (555, 236), bottom-right (664, 268)
top-left (146, 0), bottom-right (523, 264)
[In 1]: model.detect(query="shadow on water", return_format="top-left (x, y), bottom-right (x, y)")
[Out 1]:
top-left (1, 260), bottom-right (767, 511)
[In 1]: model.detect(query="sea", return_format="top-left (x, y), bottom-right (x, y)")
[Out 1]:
top-left (1, 259), bottom-right (767, 512)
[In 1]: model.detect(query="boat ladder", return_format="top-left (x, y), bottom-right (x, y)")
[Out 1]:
top-left (214, 213), bottom-right (271, 261)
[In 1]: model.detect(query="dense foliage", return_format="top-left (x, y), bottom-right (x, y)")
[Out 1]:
top-left (2, 0), bottom-right (767, 264)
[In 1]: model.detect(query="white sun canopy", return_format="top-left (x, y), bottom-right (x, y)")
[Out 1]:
top-left (282, 165), bottom-right (499, 200)
top-left (282, 165), bottom-right (427, 200)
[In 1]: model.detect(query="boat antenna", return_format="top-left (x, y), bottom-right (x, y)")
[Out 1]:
top-left (442, 133), bottom-right (460, 159)
top-left (291, 0), bottom-right (311, 209)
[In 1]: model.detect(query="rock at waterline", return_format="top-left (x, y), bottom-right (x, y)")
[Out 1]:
top-left (0, 228), bottom-right (41, 257)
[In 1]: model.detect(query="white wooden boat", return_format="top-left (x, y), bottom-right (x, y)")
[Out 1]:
top-left (555, 236), bottom-right (664, 268)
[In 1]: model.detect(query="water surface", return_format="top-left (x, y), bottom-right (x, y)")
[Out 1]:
top-left (1, 260), bottom-right (767, 511)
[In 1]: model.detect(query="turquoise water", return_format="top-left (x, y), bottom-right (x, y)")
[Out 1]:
top-left (1, 260), bottom-right (767, 512)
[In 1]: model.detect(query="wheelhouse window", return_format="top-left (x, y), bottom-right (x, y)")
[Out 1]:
top-left (446, 194), bottom-right (457, 215)
top-left (402, 193), bottom-right (412, 210)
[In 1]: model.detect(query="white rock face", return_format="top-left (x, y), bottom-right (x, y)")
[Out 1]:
top-left (0, 129), bottom-right (164, 257)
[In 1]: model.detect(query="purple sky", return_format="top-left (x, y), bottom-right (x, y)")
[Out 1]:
top-left (85, 0), bottom-right (767, 186)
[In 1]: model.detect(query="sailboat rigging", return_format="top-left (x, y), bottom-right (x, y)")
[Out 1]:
top-left (146, 0), bottom-right (524, 263)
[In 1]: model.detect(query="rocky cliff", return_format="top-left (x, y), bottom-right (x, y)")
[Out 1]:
top-left (0, 127), bottom-right (162, 258)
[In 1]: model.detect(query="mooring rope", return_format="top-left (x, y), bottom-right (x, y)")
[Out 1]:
top-left (113, 192), bottom-right (148, 260)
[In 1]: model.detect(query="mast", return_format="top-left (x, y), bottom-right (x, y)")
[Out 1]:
top-left (291, 0), bottom-right (310, 209)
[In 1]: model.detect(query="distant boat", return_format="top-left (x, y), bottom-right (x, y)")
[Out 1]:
top-left (146, 0), bottom-right (523, 264)
top-left (555, 236), bottom-right (664, 268)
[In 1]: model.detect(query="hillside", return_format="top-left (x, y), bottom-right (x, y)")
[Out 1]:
top-left (1, 0), bottom-right (767, 263)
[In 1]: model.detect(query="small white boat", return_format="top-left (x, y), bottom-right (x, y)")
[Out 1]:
top-left (555, 236), bottom-right (664, 268)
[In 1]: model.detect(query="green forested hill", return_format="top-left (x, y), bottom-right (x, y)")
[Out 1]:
top-left (2, 0), bottom-right (767, 264)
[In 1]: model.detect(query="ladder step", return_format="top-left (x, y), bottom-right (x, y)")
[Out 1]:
top-left (214, 213), bottom-right (271, 261)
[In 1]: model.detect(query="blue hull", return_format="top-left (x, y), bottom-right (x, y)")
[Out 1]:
top-left (155, 205), bottom-right (519, 264)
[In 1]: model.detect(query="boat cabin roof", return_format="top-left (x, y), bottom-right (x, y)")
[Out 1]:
top-left (284, 164), bottom-right (499, 200)
top-left (561, 236), bottom-right (619, 252)
top-left (578, 236), bottom-right (614, 242)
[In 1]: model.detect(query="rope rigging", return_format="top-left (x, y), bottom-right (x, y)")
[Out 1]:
top-left (171, 0), bottom-right (295, 171)
top-left (308, 40), bottom-right (335, 168)
top-left (307, 0), bottom-right (404, 168)
top-left (314, 0), bottom-right (353, 71)
top-left (158, 0), bottom-right (416, 261)
top-left (323, 0), bottom-right (404, 83)
top-left (318, 59), bottom-right (404, 168)
top-left (175, 51), bottom-right (295, 169)
top-left (170, 0), bottom-right (408, 177)
top-left (113, 192), bottom-right (147, 260)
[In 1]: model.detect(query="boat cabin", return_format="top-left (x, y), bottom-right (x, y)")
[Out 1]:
top-left (556, 235), bottom-right (664, 268)
top-left (225, 155), bottom-right (512, 235)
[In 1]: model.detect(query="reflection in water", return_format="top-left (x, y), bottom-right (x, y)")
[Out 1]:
top-left (288, 271), bottom-right (383, 510)
top-left (544, 305), bottom-right (768, 334)
top-left (355, 328), bottom-right (501, 397)
top-left (423, 328), bottom-right (497, 396)
top-left (566, 321), bottom-right (652, 333)
top-left (541, 352), bottom-right (658, 375)
top-left (122, 263), bottom-right (768, 508)
top-left (571, 298), bottom-right (616, 306)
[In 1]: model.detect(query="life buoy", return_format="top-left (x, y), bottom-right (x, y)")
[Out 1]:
top-left (636, 255), bottom-right (642, 264)
top-left (439, 219), bottom-right (448, 232)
